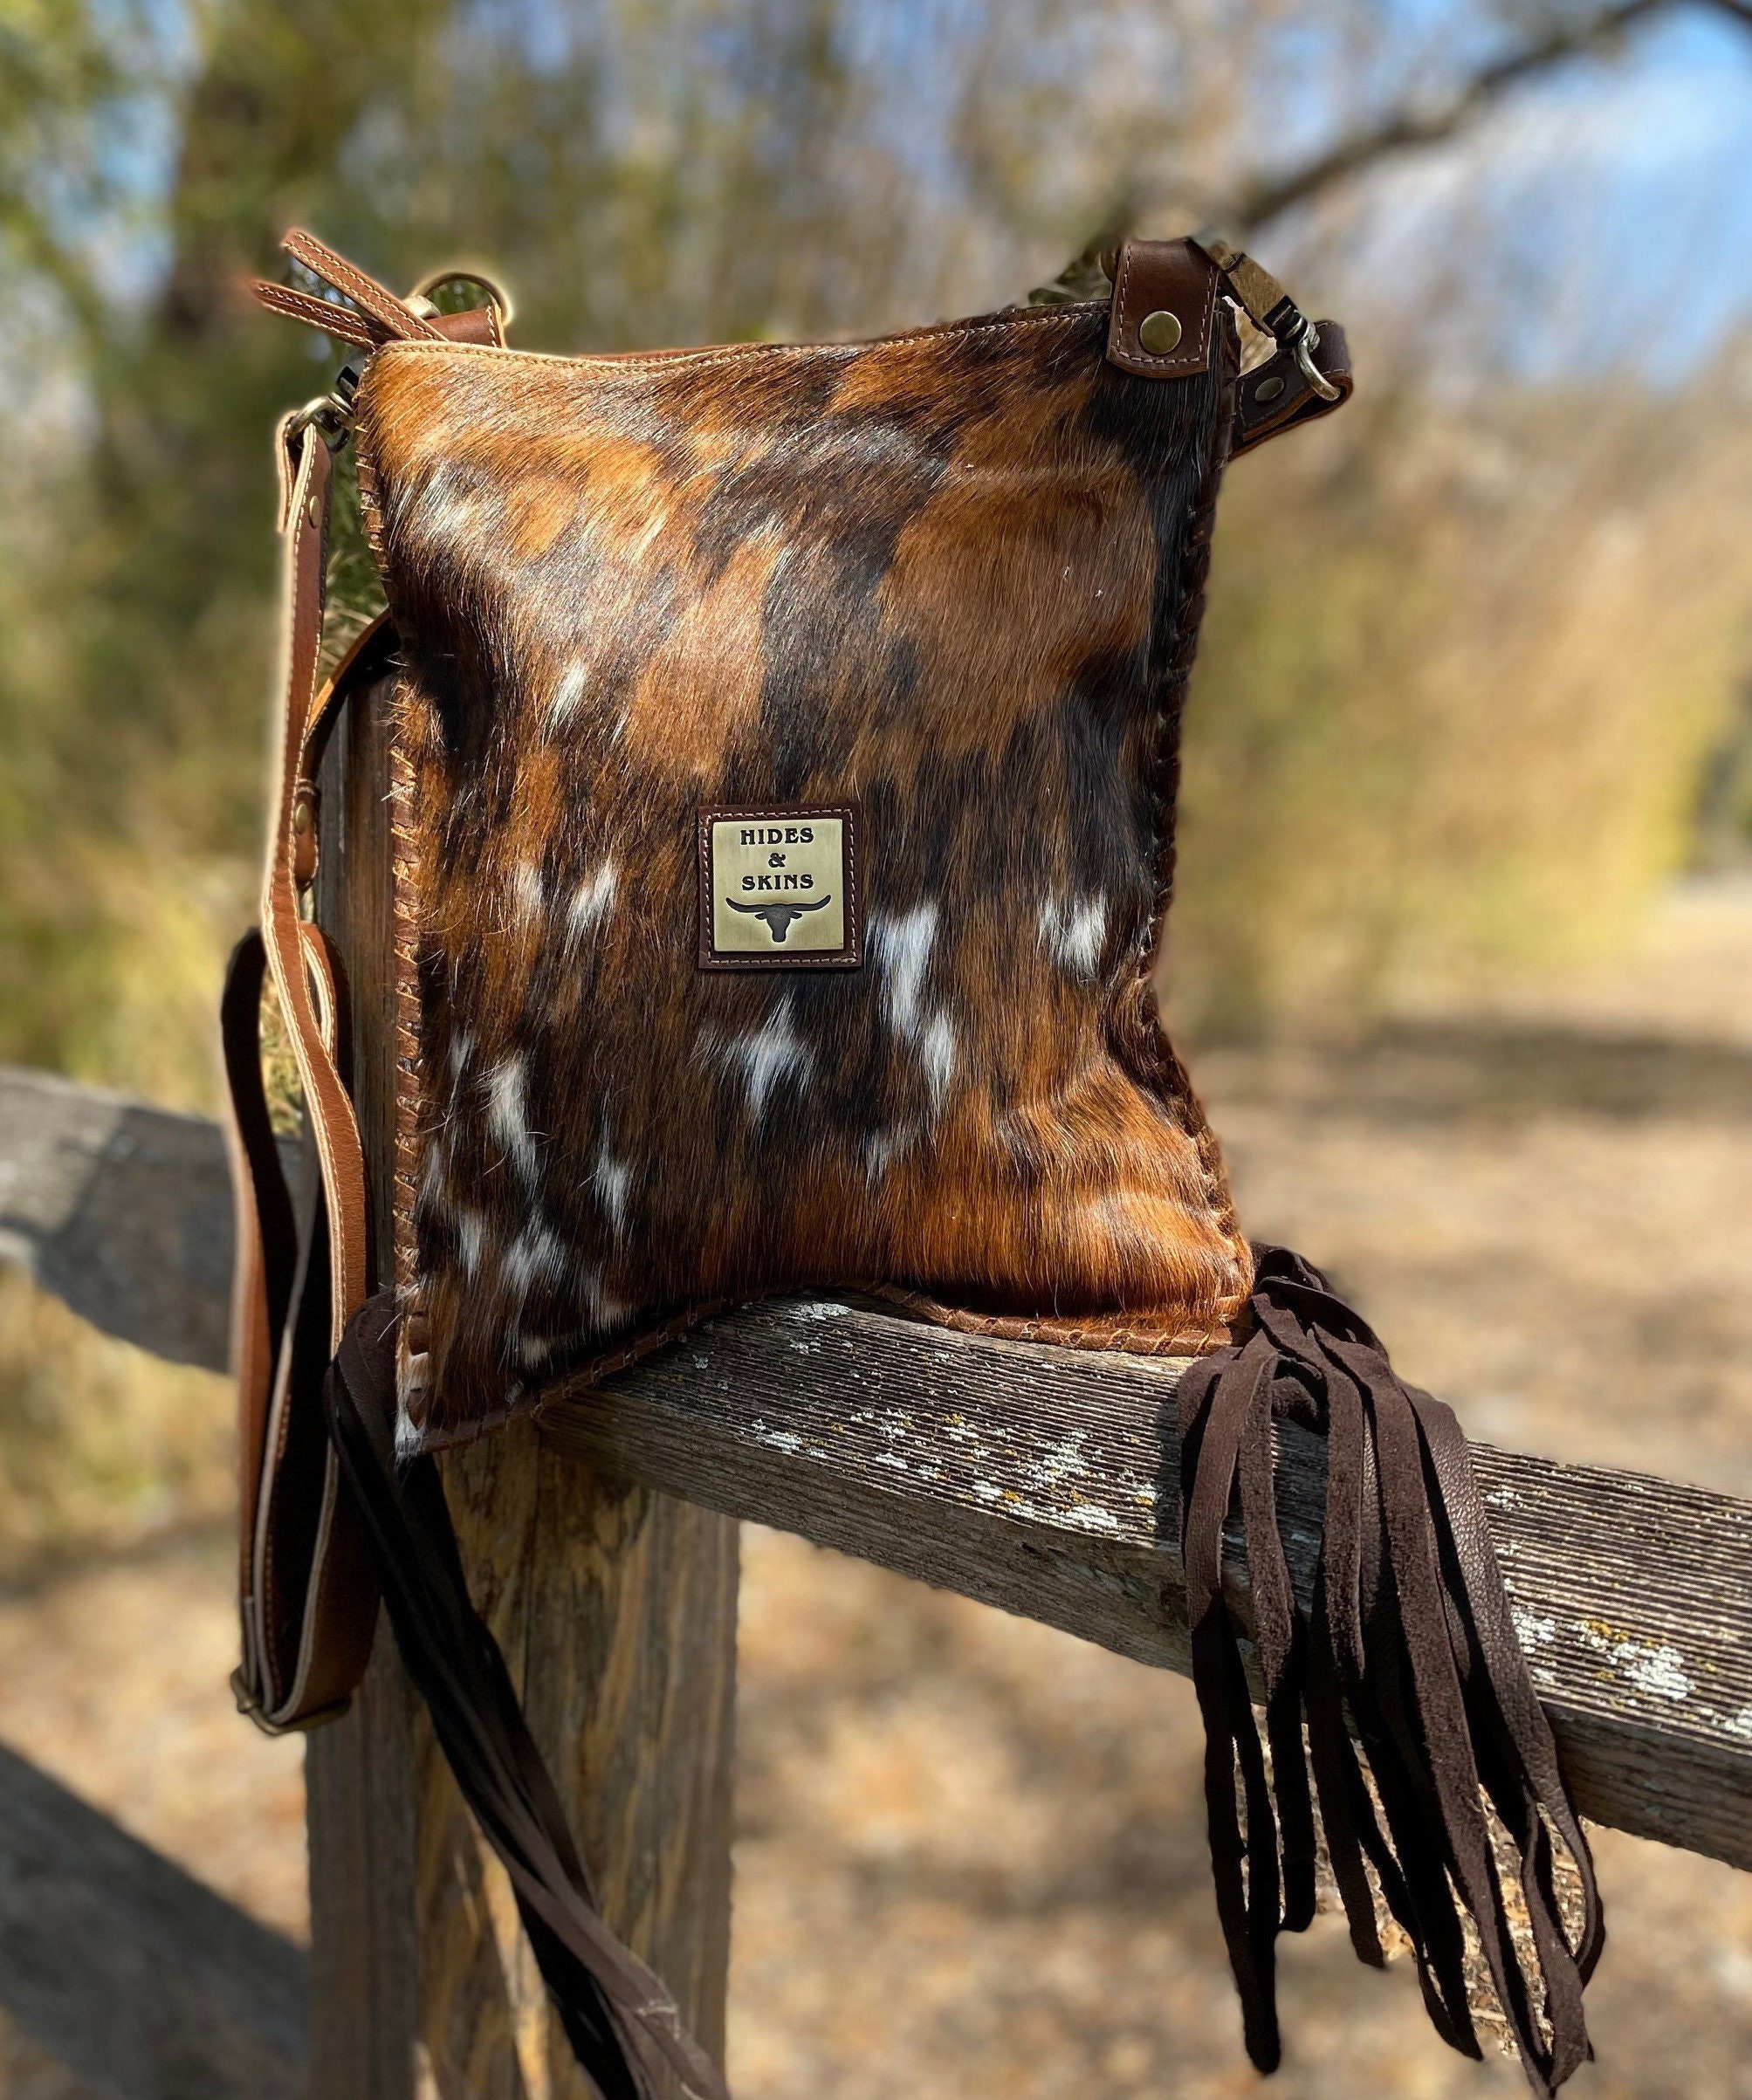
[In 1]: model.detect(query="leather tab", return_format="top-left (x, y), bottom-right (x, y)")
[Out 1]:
top-left (1231, 321), bottom-right (1354, 458)
top-left (434, 305), bottom-right (504, 348)
top-left (1106, 237), bottom-right (1220, 379)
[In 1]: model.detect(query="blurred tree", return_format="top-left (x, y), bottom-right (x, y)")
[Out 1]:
top-left (0, 0), bottom-right (1749, 1564)
top-left (0, 0), bottom-right (1749, 1103)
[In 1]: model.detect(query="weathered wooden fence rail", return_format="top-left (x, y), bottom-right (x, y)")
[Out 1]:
top-left (2, 1047), bottom-right (1750, 2093)
top-left (548, 1297), bottom-right (1752, 1871)
top-left (0, 1740), bottom-right (307, 2099)
top-left (4, 1057), bottom-right (1749, 1872)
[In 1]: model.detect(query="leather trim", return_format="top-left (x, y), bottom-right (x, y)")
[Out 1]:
top-left (433, 306), bottom-right (501, 347)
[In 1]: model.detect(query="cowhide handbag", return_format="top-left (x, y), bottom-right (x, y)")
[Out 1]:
top-left (225, 228), bottom-right (1601, 2097)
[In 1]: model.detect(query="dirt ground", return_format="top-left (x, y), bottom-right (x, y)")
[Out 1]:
top-left (3, 879), bottom-right (1751, 2098)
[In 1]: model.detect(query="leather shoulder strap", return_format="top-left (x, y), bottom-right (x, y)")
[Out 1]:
top-left (230, 241), bottom-right (728, 2099)
top-left (226, 477), bottom-right (387, 1726)
top-left (228, 228), bottom-right (515, 1731)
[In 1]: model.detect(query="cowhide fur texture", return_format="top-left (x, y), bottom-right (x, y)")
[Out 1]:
top-left (353, 292), bottom-right (1254, 1447)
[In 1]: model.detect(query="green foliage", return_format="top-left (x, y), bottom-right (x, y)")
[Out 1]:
top-left (0, 0), bottom-right (1746, 1120)
top-left (0, 1269), bottom-right (230, 1575)
top-left (1174, 378), bottom-right (1752, 1031)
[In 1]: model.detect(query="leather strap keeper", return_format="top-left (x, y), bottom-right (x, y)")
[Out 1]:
top-left (1232, 320), bottom-right (1353, 457)
top-left (1105, 235), bottom-right (1220, 377)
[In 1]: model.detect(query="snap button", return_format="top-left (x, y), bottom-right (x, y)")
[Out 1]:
top-left (1254, 374), bottom-right (1286, 404)
top-left (1125, 306), bottom-right (1185, 353)
top-left (1137, 309), bottom-right (1183, 355)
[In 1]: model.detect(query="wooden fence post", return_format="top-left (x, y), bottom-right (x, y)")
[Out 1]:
top-left (306, 664), bottom-right (740, 2098)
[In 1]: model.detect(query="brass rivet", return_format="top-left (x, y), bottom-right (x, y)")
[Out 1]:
top-left (1254, 374), bottom-right (1286, 404)
top-left (292, 792), bottom-right (316, 837)
top-left (1137, 309), bottom-right (1183, 354)
top-left (305, 490), bottom-right (320, 526)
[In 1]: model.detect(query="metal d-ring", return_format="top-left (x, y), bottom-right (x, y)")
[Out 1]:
top-left (408, 264), bottom-right (515, 334)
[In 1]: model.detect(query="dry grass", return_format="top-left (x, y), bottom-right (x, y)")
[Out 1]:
top-left (0, 1272), bottom-right (230, 1581)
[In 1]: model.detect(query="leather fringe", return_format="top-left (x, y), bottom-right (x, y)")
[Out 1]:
top-left (1176, 1246), bottom-right (1603, 2094)
top-left (324, 1294), bottom-right (732, 2100)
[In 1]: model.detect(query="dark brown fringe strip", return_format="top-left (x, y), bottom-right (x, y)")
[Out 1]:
top-left (325, 1294), bottom-right (732, 2100)
top-left (1177, 1245), bottom-right (1603, 2094)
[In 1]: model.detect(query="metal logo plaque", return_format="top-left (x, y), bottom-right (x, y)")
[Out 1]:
top-left (697, 805), bottom-right (862, 970)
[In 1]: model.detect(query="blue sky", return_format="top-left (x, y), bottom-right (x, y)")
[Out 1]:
top-left (1300, 3), bottom-right (1752, 381)
top-left (43, 0), bottom-right (1752, 384)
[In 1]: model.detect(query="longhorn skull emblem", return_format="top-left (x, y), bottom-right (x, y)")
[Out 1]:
top-left (725, 892), bottom-right (834, 944)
